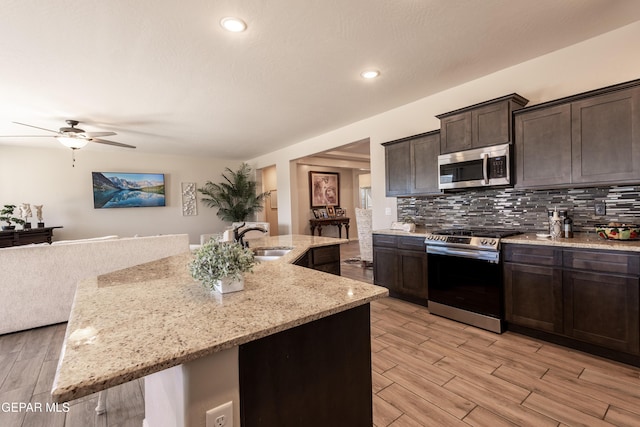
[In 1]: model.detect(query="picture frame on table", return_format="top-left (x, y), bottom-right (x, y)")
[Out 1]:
top-left (327, 206), bottom-right (335, 217)
top-left (335, 207), bottom-right (345, 217)
top-left (312, 209), bottom-right (320, 219)
top-left (309, 171), bottom-right (340, 208)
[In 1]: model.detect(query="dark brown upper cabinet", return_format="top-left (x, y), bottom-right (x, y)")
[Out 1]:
top-left (572, 85), bottom-right (640, 185)
top-left (383, 130), bottom-right (441, 197)
top-left (514, 104), bottom-right (572, 188)
top-left (437, 94), bottom-right (528, 154)
top-left (514, 79), bottom-right (640, 189)
top-left (383, 138), bottom-right (411, 196)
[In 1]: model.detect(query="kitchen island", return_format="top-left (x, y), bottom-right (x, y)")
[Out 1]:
top-left (51, 235), bottom-right (388, 427)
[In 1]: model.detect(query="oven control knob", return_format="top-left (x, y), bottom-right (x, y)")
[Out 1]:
top-left (491, 239), bottom-right (497, 245)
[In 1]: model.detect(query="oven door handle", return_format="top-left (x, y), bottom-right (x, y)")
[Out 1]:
top-left (482, 153), bottom-right (489, 185)
top-left (427, 245), bottom-right (499, 263)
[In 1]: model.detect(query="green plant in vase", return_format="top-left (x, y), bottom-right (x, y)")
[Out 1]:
top-left (189, 238), bottom-right (256, 293)
top-left (198, 163), bottom-right (270, 222)
top-left (1, 204), bottom-right (26, 231)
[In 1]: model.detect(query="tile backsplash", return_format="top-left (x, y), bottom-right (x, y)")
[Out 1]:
top-left (397, 186), bottom-right (640, 233)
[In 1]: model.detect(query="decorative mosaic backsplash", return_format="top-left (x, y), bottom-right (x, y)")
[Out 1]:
top-left (397, 186), bottom-right (640, 233)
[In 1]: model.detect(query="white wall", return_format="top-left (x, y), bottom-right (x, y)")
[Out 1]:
top-left (0, 145), bottom-right (240, 243)
top-left (248, 21), bottom-right (640, 232)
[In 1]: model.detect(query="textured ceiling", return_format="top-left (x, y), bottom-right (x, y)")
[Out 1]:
top-left (1, 0), bottom-right (639, 159)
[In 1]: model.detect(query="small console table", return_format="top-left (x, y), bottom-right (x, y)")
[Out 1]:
top-left (0, 226), bottom-right (63, 248)
top-left (309, 218), bottom-right (350, 239)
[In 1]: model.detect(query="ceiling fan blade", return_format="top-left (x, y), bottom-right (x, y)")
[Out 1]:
top-left (0, 135), bottom-right (55, 138)
top-left (12, 121), bottom-right (60, 134)
top-left (85, 131), bottom-right (117, 138)
top-left (91, 138), bottom-right (136, 149)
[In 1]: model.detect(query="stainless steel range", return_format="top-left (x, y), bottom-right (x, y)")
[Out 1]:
top-left (425, 228), bottom-right (521, 333)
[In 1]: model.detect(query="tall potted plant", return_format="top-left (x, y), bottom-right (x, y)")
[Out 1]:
top-left (198, 163), bottom-right (270, 222)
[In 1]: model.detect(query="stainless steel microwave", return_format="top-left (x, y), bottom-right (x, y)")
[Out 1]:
top-left (438, 143), bottom-right (511, 190)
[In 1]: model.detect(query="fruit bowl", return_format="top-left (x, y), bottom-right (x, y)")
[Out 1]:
top-left (596, 224), bottom-right (640, 240)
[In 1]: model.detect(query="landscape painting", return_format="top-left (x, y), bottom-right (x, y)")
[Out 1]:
top-left (92, 172), bottom-right (166, 208)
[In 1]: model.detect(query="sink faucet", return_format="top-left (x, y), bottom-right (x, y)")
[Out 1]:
top-left (233, 223), bottom-right (268, 248)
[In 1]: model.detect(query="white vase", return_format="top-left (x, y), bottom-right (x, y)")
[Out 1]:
top-left (213, 276), bottom-right (245, 294)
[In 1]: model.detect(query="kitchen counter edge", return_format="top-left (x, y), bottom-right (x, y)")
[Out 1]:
top-left (373, 229), bottom-right (640, 252)
top-left (502, 233), bottom-right (640, 252)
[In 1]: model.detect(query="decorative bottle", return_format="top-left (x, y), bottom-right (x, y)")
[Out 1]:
top-left (550, 210), bottom-right (562, 239)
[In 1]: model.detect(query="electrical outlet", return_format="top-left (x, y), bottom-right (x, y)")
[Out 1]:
top-left (595, 201), bottom-right (606, 216)
top-left (206, 401), bottom-right (233, 427)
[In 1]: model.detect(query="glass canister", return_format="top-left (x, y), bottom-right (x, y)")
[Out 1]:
top-left (564, 216), bottom-right (574, 238)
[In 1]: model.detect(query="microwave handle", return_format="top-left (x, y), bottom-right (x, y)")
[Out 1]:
top-left (482, 153), bottom-right (489, 184)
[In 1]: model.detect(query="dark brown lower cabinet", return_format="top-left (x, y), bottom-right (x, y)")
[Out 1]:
top-left (563, 270), bottom-right (639, 354)
top-left (239, 304), bottom-right (372, 426)
top-left (373, 234), bottom-right (427, 305)
top-left (504, 244), bottom-right (640, 366)
top-left (294, 244), bottom-right (341, 276)
top-left (504, 262), bottom-right (563, 333)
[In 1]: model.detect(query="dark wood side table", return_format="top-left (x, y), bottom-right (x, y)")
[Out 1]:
top-left (309, 218), bottom-right (350, 239)
top-left (0, 226), bottom-right (63, 248)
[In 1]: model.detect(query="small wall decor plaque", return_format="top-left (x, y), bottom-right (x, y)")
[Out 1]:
top-left (181, 182), bottom-right (197, 216)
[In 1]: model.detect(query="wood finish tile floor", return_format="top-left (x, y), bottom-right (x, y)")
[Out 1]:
top-left (2, 241), bottom-right (639, 426)
top-left (370, 297), bottom-right (640, 426)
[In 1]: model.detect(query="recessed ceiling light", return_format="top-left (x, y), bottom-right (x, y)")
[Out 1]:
top-left (360, 70), bottom-right (380, 79)
top-left (220, 17), bottom-right (247, 32)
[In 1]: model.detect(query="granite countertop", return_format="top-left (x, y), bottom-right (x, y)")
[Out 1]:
top-left (373, 227), bottom-right (431, 237)
top-left (373, 228), bottom-right (640, 252)
top-left (502, 232), bottom-right (640, 252)
top-left (51, 235), bottom-right (388, 403)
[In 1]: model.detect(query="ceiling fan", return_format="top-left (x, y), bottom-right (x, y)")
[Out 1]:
top-left (1, 120), bottom-right (136, 166)
top-left (2, 120), bottom-right (136, 150)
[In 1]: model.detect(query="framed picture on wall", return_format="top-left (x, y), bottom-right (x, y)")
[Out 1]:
top-left (309, 171), bottom-right (340, 208)
top-left (92, 172), bottom-right (165, 209)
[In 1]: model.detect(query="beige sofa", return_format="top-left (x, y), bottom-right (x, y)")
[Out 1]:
top-left (0, 234), bottom-right (190, 335)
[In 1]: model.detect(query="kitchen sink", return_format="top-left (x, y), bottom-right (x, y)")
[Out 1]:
top-left (252, 247), bottom-right (293, 262)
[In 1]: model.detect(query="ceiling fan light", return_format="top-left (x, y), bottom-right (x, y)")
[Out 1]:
top-left (360, 70), bottom-right (380, 79)
top-left (220, 17), bottom-right (247, 32)
top-left (57, 136), bottom-right (88, 149)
